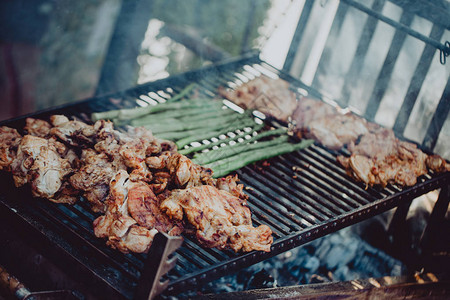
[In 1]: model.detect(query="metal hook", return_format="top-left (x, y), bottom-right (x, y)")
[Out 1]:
top-left (439, 41), bottom-right (450, 65)
top-left (320, 0), bottom-right (329, 7)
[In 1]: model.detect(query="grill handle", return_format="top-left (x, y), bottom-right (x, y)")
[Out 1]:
top-left (134, 232), bottom-right (184, 300)
top-left (0, 265), bottom-right (31, 299)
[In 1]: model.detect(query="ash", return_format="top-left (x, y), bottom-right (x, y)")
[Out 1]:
top-left (174, 224), bottom-right (405, 298)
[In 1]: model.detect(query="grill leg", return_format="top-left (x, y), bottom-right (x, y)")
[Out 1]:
top-left (387, 200), bottom-right (412, 258)
top-left (419, 185), bottom-right (450, 270)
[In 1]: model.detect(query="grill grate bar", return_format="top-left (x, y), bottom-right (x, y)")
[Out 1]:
top-left (239, 176), bottom-right (310, 229)
top-left (245, 202), bottom-right (288, 237)
top-left (263, 162), bottom-right (349, 215)
top-left (239, 167), bottom-right (329, 222)
top-left (276, 154), bottom-right (366, 208)
top-left (292, 149), bottom-right (378, 203)
top-left (269, 158), bottom-right (355, 212)
top-left (34, 201), bottom-right (142, 281)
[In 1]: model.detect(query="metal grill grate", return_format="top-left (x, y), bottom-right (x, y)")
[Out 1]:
top-left (0, 54), bottom-right (448, 299)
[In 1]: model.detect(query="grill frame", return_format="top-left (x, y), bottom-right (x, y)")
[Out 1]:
top-left (0, 53), bottom-right (449, 299)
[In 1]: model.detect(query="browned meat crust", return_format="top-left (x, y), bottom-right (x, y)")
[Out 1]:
top-left (0, 114), bottom-right (272, 254)
top-left (161, 185), bottom-right (272, 252)
top-left (219, 76), bottom-right (297, 122)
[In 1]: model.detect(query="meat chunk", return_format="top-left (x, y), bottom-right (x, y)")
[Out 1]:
top-left (219, 76), bottom-right (297, 122)
top-left (11, 135), bottom-right (72, 200)
top-left (70, 149), bottom-right (123, 212)
top-left (127, 181), bottom-right (183, 235)
top-left (24, 118), bottom-right (52, 138)
top-left (337, 127), bottom-right (445, 187)
top-left (0, 126), bottom-right (22, 171)
top-left (305, 113), bottom-right (369, 150)
top-left (161, 185), bottom-right (273, 252)
top-left (93, 170), bottom-right (179, 253)
top-left (50, 115), bottom-right (96, 147)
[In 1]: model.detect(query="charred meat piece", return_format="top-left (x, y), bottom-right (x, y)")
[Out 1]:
top-left (161, 185), bottom-right (273, 252)
top-left (305, 113), bottom-right (369, 150)
top-left (292, 97), bottom-right (368, 150)
top-left (50, 115), bottom-right (97, 147)
top-left (292, 97), bottom-right (336, 130)
top-left (337, 127), bottom-right (447, 187)
top-left (0, 126), bottom-right (22, 171)
top-left (24, 118), bottom-right (52, 138)
top-left (11, 135), bottom-right (72, 200)
top-left (219, 76), bottom-right (297, 122)
top-left (70, 149), bottom-right (123, 212)
top-left (93, 170), bottom-right (179, 253)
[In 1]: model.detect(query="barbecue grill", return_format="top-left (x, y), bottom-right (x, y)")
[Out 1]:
top-left (0, 53), bottom-right (449, 299)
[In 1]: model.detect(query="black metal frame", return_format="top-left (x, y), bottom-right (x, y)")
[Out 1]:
top-left (284, 0), bottom-right (450, 150)
top-left (0, 54), bottom-right (449, 299)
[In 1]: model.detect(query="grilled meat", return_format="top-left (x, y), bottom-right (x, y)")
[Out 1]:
top-left (93, 170), bottom-right (178, 253)
top-left (219, 76), bottom-right (297, 122)
top-left (0, 114), bottom-right (272, 253)
top-left (11, 135), bottom-right (72, 200)
top-left (161, 185), bottom-right (273, 252)
top-left (292, 97), bottom-right (336, 129)
top-left (70, 149), bottom-right (124, 212)
top-left (0, 126), bottom-right (22, 171)
top-left (337, 127), bottom-right (447, 187)
top-left (24, 118), bottom-right (52, 138)
top-left (292, 97), bottom-right (369, 149)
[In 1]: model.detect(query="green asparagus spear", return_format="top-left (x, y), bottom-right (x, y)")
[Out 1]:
top-left (166, 83), bottom-right (197, 102)
top-left (178, 123), bottom-right (266, 155)
top-left (193, 135), bottom-right (289, 165)
top-left (175, 118), bottom-right (258, 148)
top-left (131, 107), bottom-right (235, 127)
top-left (145, 112), bottom-right (253, 134)
top-left (206, 139), bottom-right (315, 178)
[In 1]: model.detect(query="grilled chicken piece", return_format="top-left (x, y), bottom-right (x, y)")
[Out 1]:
top-left (24, 118), bottom-right (52, 138)
top-left (219, 76), bottom-right (297, 122)
top-left (338, 127), bottom-right (447, 187)
top-left (0, 126), bottom-right (22, 171)
top-left (305, 113), bottom-right (369, 150)
top-left (161, 185), bottom-right (273, 252)
top-left (347, 127), bottom-right (397, 159)
top-left (93, 170), bottom-right (179, 253)
top-left (215, 174), bottom-right (248, 201)
top-left (426, 155), bottom-right (450, 173)
top-left (146, 151), bottom-right (214, 189)
top-left (292, 97), bottom-right (336, 130)
top-left (11, 135), bottom-right (72, 199)
top-left (70, 149), bottom-right (123, 212)
top-left (49, 115), bottom-right (97, 147)
top-left (292, 97), bottom-right (369, 150)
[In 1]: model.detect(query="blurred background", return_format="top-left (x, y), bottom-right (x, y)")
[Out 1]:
top-left (0, 0), bottom-right (449, 160)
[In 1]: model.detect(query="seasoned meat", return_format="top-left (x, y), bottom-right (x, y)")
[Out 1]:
top-left (11, 135), bottom-right (72, 199)
top-left (24, 118), bottom-right (52, 138)
top-left (93, 170), bottom-right (177, 253)
top-left (305, 113), bottom-right (369, 150)
top-left (426, 155), bottom-right (450, 173)
top-left (70, 150), bottom-right (123, 212)
top-left (347, 127), bottom-right (397, 159)
top-left (338, 127), bottom-right (446, 187)
top-left (161, 185), bottom-right (273, 252)
top-left (127, 181), bottom-right (183, 235)
top-left (292, 97), bottom-right (369, 150)
top-left (50, 115), bottom-right (96, 147)
top-left (292, 97), bottom-right (335, 129)
top-left (219, 76), bottom-right (297, 122)
top-left (0, 126), bottom-right (22, 171)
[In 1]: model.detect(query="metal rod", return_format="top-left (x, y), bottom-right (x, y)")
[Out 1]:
top-left (340, 0), bottom-right (450, 62)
